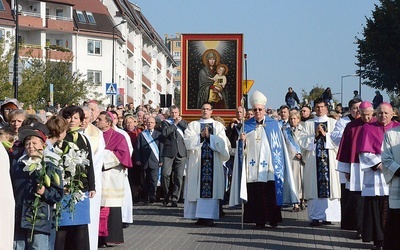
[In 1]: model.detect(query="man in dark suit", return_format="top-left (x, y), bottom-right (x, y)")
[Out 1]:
top-left (135, 116), bottom-right (163, 204)
top-left (161, 106), bottom-right (188, 207)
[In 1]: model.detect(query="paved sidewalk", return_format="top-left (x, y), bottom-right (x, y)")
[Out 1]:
top-left (108, 203), bottom-right (372, 250)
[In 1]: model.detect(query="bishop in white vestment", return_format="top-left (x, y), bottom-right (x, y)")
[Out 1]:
top-left (229, 91), bottom-right (298, 228)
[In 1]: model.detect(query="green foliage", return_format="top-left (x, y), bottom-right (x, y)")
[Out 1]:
top-left (356, 0), bottom-right (400, 97)
top-left (301, 85), bottom-right (325, 106)
top-left (0, 32), bottom-right (17, 100)
top-left (0, 37), bottom-right (103, 108)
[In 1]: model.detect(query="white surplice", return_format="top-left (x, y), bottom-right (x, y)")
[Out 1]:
top-left (183, 118), bottom-right (230, 219)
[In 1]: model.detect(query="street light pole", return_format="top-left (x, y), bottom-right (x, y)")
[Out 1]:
top-left (111, 20), bottom-right (126, 105)
top-left (340, 74), bottom-right (357, 104)
top-left (13, 0), bottom-right (19, 99)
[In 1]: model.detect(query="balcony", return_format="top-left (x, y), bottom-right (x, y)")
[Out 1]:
top-left (19, 12), bottom-right (42, 29)
top-left (127, 41), bottom-right (134, 53)
top-left (157, 60), bottom-right (161, 71)
top-left (142, 74), bottom-right (151, 88)
top-left (19, 44), bottom-right (43, 58)
top-left (127, 67), bottom-right (134, 80)
top-left (142, 50), bottom-right (151, 64)
top-left (45, 48), bottom-right (73, 61)
top-left (46, 15), bottom-right (74, 32)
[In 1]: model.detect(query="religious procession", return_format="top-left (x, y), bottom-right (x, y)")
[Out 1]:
top-left (0, 87), bottom-right (399, 250)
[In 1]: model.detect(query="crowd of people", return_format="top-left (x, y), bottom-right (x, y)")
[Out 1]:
top-left (0, 87), bottom-right (398, 250)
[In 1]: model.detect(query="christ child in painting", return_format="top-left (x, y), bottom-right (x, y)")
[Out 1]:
top-left (208, 64), bottom-right (228, 103)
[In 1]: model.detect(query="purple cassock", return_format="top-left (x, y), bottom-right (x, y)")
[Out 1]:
top-left (337, 117), bottom-right (376, 163)
top-left (103, 129), bottom-right (133, 168)
top-left (357, 120), bottom-right (400, 154)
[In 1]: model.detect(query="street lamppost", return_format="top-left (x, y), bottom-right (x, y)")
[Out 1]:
top-left (111, 19), bottom-right (126, 105)
top-left (340, 74), bottom-right (357, 104)
top-left (13, 0), bottom-right (20, 99)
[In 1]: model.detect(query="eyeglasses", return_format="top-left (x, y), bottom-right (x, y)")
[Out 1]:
top-left (117, 108), bottom-right (123, 110)
top-left (202, 108), bottom-right (212, 111)
top-left (253, 108), bottom-right (263, 112)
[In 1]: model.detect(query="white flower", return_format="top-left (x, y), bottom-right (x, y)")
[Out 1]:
top-left (63, 176), bottom-right (71, 186)
top-left (67, 141), bottom-right (79, 151)
top-left (64, 148), bottom-right (90, 170)
top-left (72, 190), bottom-right (87, 203)
top-left (53, 146), bottom-right (64, 156)
top-left (22, 157), bottom-right (43, 175)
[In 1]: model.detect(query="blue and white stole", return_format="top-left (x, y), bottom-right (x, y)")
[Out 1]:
top-left (283, 126), bottom-right (301, 154)
top-left (166, 118), bottom-right (184, 138)
top-left (314, 121), bottom-right (330, 198)
top-left (200, 122), bottom-right (214, 198)
top-left (142, 130), bottom-right (159, 161)
top-left (244, 115), bottom-right (286, 206)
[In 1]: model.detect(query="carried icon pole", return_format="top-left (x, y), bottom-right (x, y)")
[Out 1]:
top-left (244, 54), bottom-right (248, 110)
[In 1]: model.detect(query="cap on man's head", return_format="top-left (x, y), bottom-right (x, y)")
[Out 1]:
top-left (250, 90), bottom-right (267, 107)
top-left (18, 122), bottom-right (49, 143)
top-left (45, 112), bottom-right (53, 117)
top-left (359, 101), bottom-right (373, 109)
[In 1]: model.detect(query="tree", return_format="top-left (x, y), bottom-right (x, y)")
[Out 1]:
top-left (1, 44), bottom-right (104, 108)
top-left (301, 85), bottom-right (325, 106)
top-left (0, 32), bottom-right (17, 100)
top-left (356, 0), bottom-right (400, 95)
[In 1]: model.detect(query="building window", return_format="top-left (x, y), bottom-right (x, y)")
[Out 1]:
top-left (0, 29), bottom-right (4, 40)
top-left (87, 40), bottom-right (101, 55)
top-left (56, 39), bottom-right (63, 47)
top-left (175, 61), bottom-right (181, 66)
top-left (175, 71), bottom-right (181, 77)
top-left (76, 11), bottom-right (86, 23)
top-left (86, 12), bottom-right (96, 24)
top-left (55, 9), bottom-right (63, 19)
top-left (87, 70), bottom-right (102, 85)
top-left (175, 41), bottom-right (180, 47)
top-left (173, 52), bottom-right (180, 57)
top-left (0, 0), bottom-right (5, 11)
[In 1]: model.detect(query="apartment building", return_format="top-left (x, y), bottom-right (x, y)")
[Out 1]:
top-left (1, 0), bottom-right (176, 107)
top-left (164, 33), bottom-right (181, 106)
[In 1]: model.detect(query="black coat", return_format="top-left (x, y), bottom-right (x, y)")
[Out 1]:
top-left (136, 129), bottom-right (164, 169)
top-left (160, 119), bottom-right (187, 158)
top-left (11, 156), bottom-right (63, 234)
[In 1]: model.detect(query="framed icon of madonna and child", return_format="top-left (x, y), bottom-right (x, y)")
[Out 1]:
top-left (181, 34), bottom-right (243, 117)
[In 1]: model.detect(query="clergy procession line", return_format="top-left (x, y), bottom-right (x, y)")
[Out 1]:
top-left (0, 87), bottom-right (399, 250)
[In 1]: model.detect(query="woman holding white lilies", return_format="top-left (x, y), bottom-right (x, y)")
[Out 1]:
top-left (11, 123), bottom-right (63, 249)
top-left (55, 106), bottom-right (95, 250)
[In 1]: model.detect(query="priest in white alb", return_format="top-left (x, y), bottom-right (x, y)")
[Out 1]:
top-left (183, 102), bottom-right (230, 227)
top-left (298, 97), bottom-right (341, 227)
